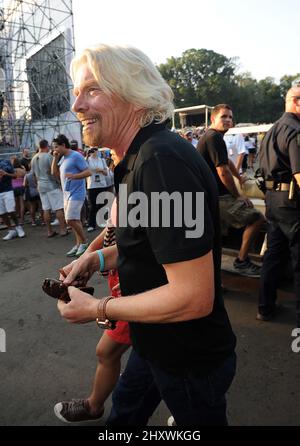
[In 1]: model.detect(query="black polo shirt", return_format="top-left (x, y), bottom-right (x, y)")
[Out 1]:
top-left (114, 122), bottom-right (236, 374)
top-left (260, 112), bottom-right (300, 182)
top-left (197, 128), bottom-right (230, 196)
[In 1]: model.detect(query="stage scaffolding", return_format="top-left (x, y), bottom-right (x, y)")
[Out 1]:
top-left (0, 0), bottom-right (81, 151)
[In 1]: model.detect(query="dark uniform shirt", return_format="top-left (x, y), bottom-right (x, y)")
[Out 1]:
top-left (259, 112), bottom-right (300, 240)
top-left (260, 112), bottom-right (300, 183)
top-left (197, 128), bottom-right (230, 196)
top-left (114, 121), bottom-right (236, 375)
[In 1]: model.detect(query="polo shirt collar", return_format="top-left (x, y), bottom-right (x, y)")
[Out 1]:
top-left (114, 121), bottom-right (168, 184)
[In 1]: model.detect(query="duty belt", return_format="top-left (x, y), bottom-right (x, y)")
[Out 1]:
top-left (265, 180), bottom-right (290, 192)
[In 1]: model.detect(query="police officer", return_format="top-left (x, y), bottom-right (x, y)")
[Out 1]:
top-left (258, 86), bottom-right (300, 327)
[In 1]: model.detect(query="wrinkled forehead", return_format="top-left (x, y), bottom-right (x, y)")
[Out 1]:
top-left (73, 63), bottom-right (98, 88)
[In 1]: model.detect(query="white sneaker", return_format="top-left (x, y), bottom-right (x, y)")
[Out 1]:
top-left (66, 245), bottom-right (79, 257)
top-left (15, 225), bottom-right (25, 238)
top-left (87, 226), bottom-right (95, 232)
top-left (3, 229), bottom-right (17, 241)
top-left (76, 243), bottom-right (89, 257)
top-left (51, 218), bottom-right (59, 226)
top-left (167, 416), bottom-right (176, 426)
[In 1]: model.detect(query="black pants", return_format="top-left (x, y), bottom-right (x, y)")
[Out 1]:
top-left (259, 191), bottom-right (300, 327)
top-left (87, 187), bottom-right (108, 229)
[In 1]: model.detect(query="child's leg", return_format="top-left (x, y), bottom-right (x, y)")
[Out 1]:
top-left (87, 331), bottom-right (130, 415)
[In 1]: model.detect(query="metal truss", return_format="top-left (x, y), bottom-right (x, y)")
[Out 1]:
top-left (0, 0), bottom-right (81, 151)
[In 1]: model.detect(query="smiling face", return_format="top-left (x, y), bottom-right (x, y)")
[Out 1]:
top-left (72, 64), bottom-right (137, 148)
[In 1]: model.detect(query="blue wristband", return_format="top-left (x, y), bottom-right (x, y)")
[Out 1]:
top-left (97, 250), bottom-right (105, 272)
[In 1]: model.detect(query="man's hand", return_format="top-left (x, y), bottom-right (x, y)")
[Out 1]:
top-left (53, 150), bottom-right (60, 159)
top-left (57, 287), bottom-right (99, 323)
top-left (65, 173), bottom-right (75, 179)
top-left (0, 169), bottom-right (6, 177)
top-left (60, 251), bottom-right (99, 287)
top-left (237, 195), bottom-right (253, 208)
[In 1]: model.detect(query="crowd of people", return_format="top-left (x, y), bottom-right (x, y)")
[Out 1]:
top-left (1, 43), bottom-right (300, 427)
top-left (0, 140), bottom-right (115, 257)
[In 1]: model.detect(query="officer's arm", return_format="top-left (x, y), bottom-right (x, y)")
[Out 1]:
top-left (216, 164), bottom-right (240, 197)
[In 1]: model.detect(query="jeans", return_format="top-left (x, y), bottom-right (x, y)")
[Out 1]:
top-left (107, 349), bottom-right (236, 426)
top-left (106, 349), bottom-right (162, 426)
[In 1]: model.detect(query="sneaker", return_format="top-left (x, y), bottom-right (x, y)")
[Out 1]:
top-left (51, 218), bottom-right (59, 226)
top-left (87, 226), bottom-right (95, 232)
top-left (66, 245), bottom-right (79, 257)
top-left (167, 415), bottom-right (176, 426)
top-left (233, 257), bottom-right (261, 278)
top-left (76, 243), bottom-right (89, 257)
top-left (54, 399), bottom-right (104, 423)
top-left (2, 229), bottom-right (17, 241)
top-left (15, 225), bottom-right (25, 238)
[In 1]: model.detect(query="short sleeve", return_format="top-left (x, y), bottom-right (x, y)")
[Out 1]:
top-left (289, 132), bottom-right (300, 174)
top-left (76, 153), bottom-right (88, 171)
top-left (206, 132), bottom-right (229, 167)
top-left (4, 161), bottom-right (14, 174)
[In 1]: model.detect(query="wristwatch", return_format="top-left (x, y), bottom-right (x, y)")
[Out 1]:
top-left (96, 296), bottom-right (116, 329)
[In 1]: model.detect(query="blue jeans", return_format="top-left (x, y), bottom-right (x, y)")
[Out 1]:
top-left (106, 349), bottom-right (162, 426)
top-left (106, 349), bottom-right (236, 426)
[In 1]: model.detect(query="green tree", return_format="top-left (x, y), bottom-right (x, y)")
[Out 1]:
top-left (158, 48), bottom-right (299, 124)
top-left (158, 48), bottom-right (237, 108)
top-left (279, 74), bottom-right (300, 98)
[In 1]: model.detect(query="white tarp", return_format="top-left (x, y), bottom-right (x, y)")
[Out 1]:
top-left (226, 124), bottom-right (273, 134)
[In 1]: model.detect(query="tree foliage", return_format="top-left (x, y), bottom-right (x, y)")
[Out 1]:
top-left (158, 49), bottom-right (299, 124)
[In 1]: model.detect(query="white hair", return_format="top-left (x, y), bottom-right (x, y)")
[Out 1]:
top-left (71, 43), bottom-right (174, 127)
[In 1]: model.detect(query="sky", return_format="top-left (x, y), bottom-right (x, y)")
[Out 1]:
top-left (73, 0), bottom-right (299, 83)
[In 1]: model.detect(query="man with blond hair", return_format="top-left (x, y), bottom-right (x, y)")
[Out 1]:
top-left (258, 86), bottom-right (300, 326)
top-left (54, 44), bottom-right (236, 426)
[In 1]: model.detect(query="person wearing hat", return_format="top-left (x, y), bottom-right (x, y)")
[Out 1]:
top-left (183, 128), bottom-right (198, 147)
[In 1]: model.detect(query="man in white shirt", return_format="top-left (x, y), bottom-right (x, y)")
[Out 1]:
top-left (224, 132), bottom-right (246, 174)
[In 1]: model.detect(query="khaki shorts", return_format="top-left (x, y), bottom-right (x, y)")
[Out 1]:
top-left (64, 199), bottom-right (84, 221)
top-left (40, 188), bottom-right (64, 212)
top-left (219, 194), bottom-right (262, 235)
